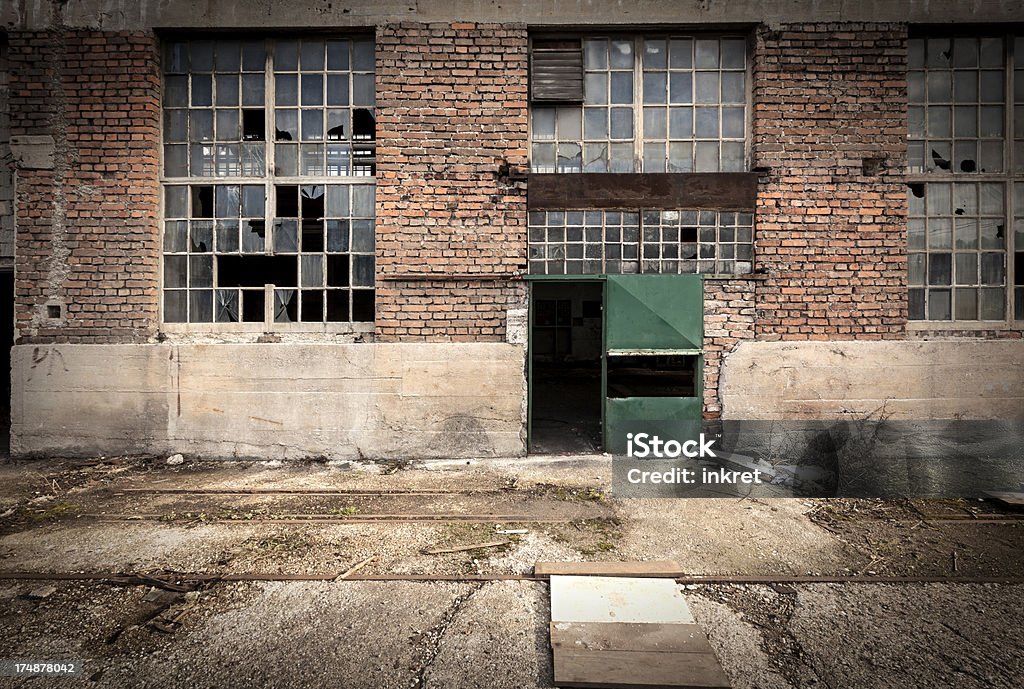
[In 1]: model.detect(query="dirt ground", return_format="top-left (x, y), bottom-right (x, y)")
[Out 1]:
top-left (0, 455), bottom-right (1022, 688)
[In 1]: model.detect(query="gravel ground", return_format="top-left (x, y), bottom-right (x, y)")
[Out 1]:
top-left (0, 456), bottom-right (1021, 688)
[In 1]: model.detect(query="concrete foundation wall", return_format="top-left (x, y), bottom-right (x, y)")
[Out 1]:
top-left (11, 342), bottom-right (527, 459)
top-left (720, 340), bottom-right (1024, 421)
top-left (3, 0), bottom-right (1020, 30)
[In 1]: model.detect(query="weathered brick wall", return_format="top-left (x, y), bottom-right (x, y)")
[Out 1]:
top-left (703, 279), bottom-right (757, 419)
top-left (752, 23), bottom-right (908, 340)
top-left (375, 22), bottom-right (528, 342)
top-left (0, 36), bottom-right (13, 261)
top-left (9, 31), bottom-right (160, 343)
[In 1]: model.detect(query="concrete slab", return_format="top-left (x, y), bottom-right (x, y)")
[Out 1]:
top-left (550, 576), bottom-right (695, 625)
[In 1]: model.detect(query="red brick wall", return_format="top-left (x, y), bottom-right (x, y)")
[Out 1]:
top-left (704, 279), bottom-right (757, 419)
top-left (9, 30), bottom-right (160, 344)
top-left (375, 22), bottom-right (528, 342)
top-left (752, 23), bottom-right (908, 341)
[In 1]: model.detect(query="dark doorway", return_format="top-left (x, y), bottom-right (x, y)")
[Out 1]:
top-left (529, 281), bottom-right (603, 454)
top-left (0, 271), bottom-right (12, 456)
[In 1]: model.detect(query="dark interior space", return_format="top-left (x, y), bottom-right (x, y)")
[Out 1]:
top-left (529, 281), bottom-right (603, 454)
top-left (606, 354), bottom-right (698, 398)
top-left (0, 271), bottom-right (12, 455)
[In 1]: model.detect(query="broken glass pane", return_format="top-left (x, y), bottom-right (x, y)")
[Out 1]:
top-left (215, 289), bottom-right (239, 322)
top-left (274, 289), bottom-right (297, 323)
top-left (274, 220), bottom-right (299, 252)
top-left (242, 220), bottom-right (266, 252)
top-left (190, 220), bottom-right (213, 253)
top-left (927, 38), bottom-right (951, 68)
top-left (327, 109), bottom-right (348, 140)
top-left (300, 290), bottom-right (324, 321)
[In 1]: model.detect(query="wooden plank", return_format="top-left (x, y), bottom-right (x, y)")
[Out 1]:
top-left (528, 172), bottom-right (758, 210)
top-left (984, 491), bottom-right (1024, 508)
top-left (553, 649), bottom-right (731, 688)
top-left (536, 561), bottom-right (682, 577)
top-left (550, 576), bottom-right (694, 624)
top-left (550, 621), bottom-right (714, 654)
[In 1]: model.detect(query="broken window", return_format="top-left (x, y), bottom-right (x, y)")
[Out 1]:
top-left (162, 36), bottom-right (376, 326)
top-left (530, 34), bottom-right (748, 173)
top-left (907, 35), bottom-right (1023, 322)
top-left (527, 209), bottom-right (754, 276)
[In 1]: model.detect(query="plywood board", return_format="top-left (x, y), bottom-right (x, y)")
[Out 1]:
top-left (553, 648), bottom-right (731, 688)
top-left (535, 561), bottom-right (682, 577)
top-left (550, 622), bottom-right (714, 654)
top-left (550, 576), bottom-right (694, 624)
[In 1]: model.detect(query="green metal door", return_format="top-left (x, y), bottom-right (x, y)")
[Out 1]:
top-left (603, 274), bottom-right (704, 454)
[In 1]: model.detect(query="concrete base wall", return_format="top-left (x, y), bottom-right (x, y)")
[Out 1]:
top-left (11, 343), bottom-right (526, 459)
top-left (720, 340), bottom-right (1024, 421)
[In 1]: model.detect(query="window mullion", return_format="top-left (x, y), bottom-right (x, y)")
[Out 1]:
top-left (634, 35), bottom-right (643, 172)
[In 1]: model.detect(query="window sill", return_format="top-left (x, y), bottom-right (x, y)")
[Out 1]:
top-left (906, 320), bottom-right (1024, 333)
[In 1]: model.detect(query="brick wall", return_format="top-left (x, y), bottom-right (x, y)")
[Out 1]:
top-left (703, 279), bottom-right (757, 419)
top-left (752, 23), bottom-right (908, 340)
top-left (9, 30), bottom-right (160, 344)
top-left (0, 37), bottom-right (13, 262)
top-left (375, 22), bottom-right (529, 342)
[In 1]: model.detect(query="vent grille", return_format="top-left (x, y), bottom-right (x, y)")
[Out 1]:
top-left (530, 38), bottom-right (584, 103)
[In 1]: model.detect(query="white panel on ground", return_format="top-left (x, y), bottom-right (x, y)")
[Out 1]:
top-left (549, 575), bottom-right (695, 624)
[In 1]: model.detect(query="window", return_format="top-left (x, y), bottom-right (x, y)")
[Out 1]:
top-left (530, 34), bottom-right (749, 173)
top-left (907, 35), bottom-right (1023, 323)
top-left (527, 209), bottom-right (754, 276)
top-left (161, 37), bottom-right (376, 325)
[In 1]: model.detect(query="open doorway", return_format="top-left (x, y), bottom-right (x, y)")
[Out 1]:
top-left (529, 281), bottom-right (603, 454)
